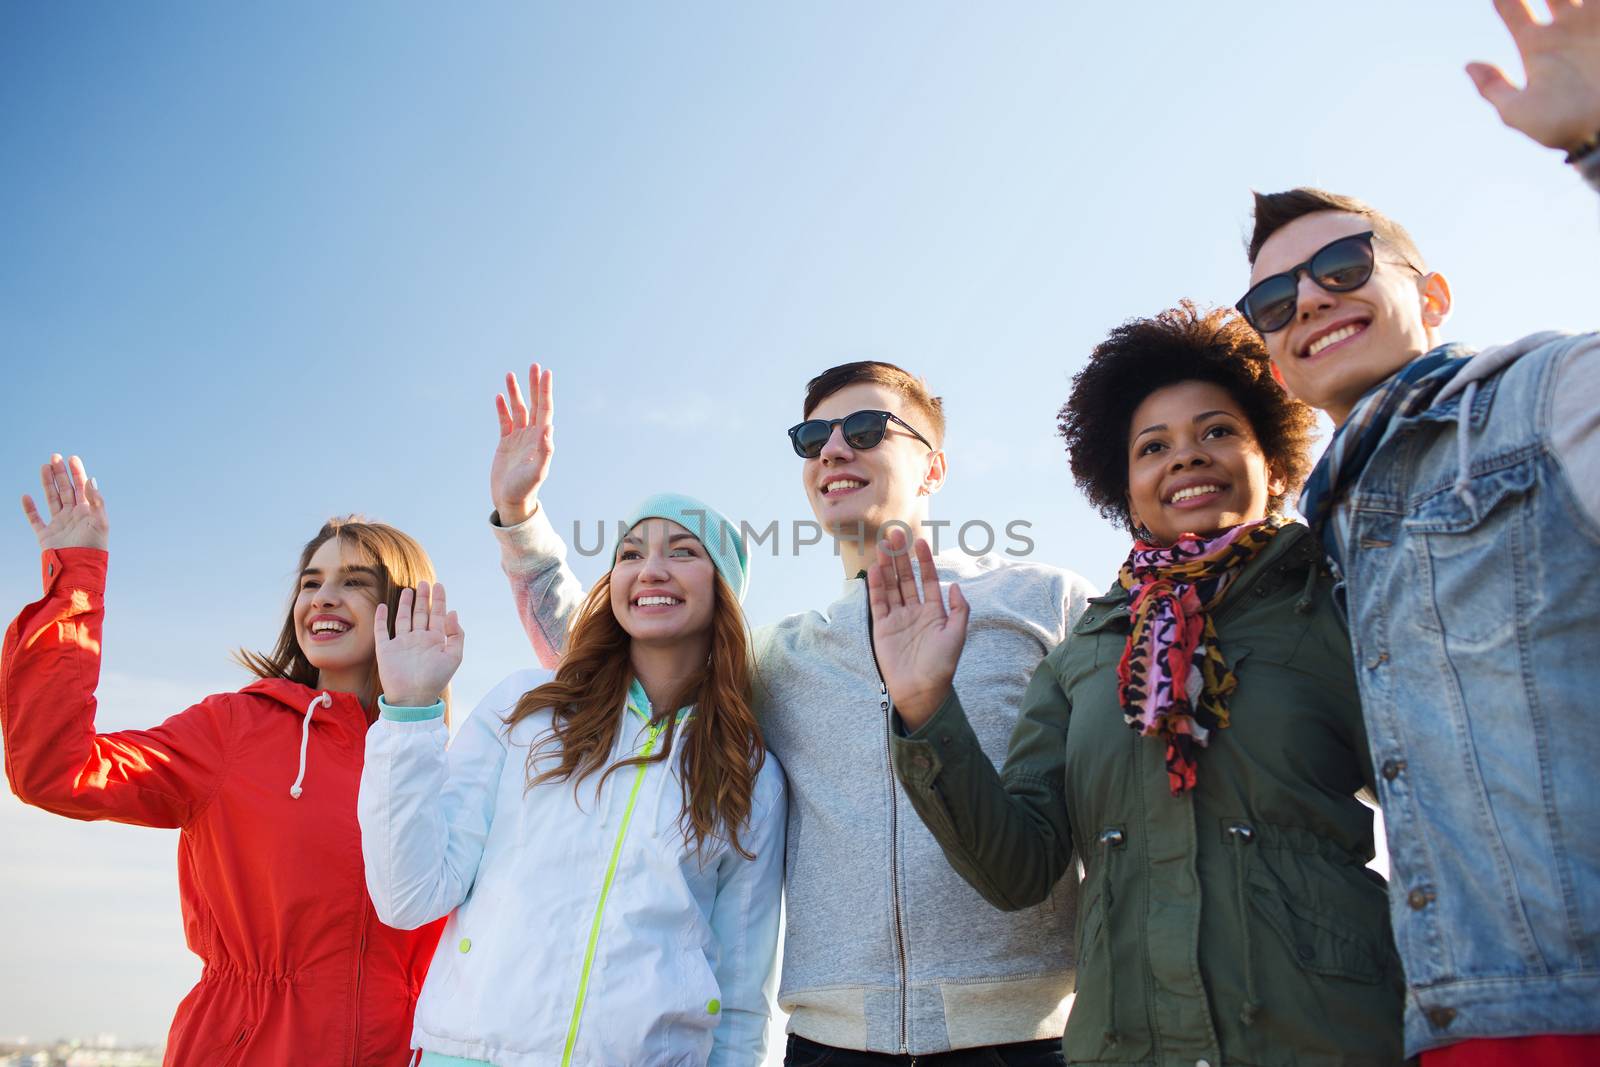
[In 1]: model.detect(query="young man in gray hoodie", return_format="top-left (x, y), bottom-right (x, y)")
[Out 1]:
top-left (487, 360), bottom-right (1095, 1064)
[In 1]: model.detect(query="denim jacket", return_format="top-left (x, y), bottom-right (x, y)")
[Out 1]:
top-left (1335, 332), bottom-right (1600, 1054)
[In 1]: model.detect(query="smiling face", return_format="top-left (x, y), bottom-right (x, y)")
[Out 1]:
top-left (292, 537), bottom-right (381, 690)
top-left (1249, 210), bottom-right (1451, 424)
top-left (609, 518), bottom-right (717, 651)
top-left (1126, 380), bottom-right (1284, 545)
top-left (801, 382), bottom-right (945, 540)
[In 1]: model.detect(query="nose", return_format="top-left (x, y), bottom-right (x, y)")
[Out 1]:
top-left (638, 544), bottom-right (672, 583)
top-left (817, 424), bottom-right (854, 463)
top-left (1169, 441), bottom-right (1211, 472)
top-left (311, 580), bottom-right (340, 607)
top-left (1296, 269), bottom-right (1335, 321)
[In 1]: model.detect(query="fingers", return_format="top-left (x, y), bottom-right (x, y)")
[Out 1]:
top-left (21, 494), bottom-right (46, 537)
top-left (67, 456), bottom-right (90, 507)
top-left (496, 392), bottom-right (514, 437)
top-left (1493, 0), bottom-right (1540, 42)
top-left (427, 580), bottom-right (447, 631)
top-left (1466, 61), bottom-right (1520, 118)
top-left (535, 363), bottom-right (553, 433)
top-left (395, 586), bottom-right (416, 634)
top-left (874, 534), bottom-right (904, 610)
top-left (443, 609), bottom-right (464, 642)
top-left (374, 601), bottom-right (391, 642)
top-left (41, 457), bottom-right (63, 514)
top-left (890, 529), bottom-right (919, 607)
top-left (867, 558), bottom-right (890, 619)
top-left (506, 370), bottom-right (529, 427)
top-left (913, 537), bottom-right (942, 615)
top-left (52, 454), bottom-right (78, 508)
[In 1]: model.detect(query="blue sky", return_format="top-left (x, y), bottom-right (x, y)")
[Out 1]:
top-left (1, 0), bottom-right (1595, 1047)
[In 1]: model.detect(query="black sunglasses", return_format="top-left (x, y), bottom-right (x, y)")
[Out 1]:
top-left (787, 409), bottom-right (935, 459)
top-left (1236, 231), bottom-right (1377, 334)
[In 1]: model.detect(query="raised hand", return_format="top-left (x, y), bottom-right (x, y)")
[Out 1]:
top-left (1467, 0), bottom-right (1600, 152)
top-left (22, 454), bottom-right (109, 552)
top-left (866, 529), bottom-right (969, 730)
top-left (375, 581), bottom-right (465, 709)
top-left (490, 362), bottom-right (554, 527)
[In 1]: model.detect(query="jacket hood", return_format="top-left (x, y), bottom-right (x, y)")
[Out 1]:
top-left (239, 677), bottom-right (368, 800)
top-left (1436, 330), bottom-right (1571, 402)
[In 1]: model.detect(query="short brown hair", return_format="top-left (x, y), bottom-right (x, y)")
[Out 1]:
top-left (1247, 187), bottom-right (1426, 271)
top-left (1057, 302), bottom-right (1319, 534)
top-left (802, 361), bottom-right (946, 447)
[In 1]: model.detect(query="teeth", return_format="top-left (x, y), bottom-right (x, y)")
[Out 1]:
top-left (311, 620), bottom-right (350, 634)
top-left (1169, 485), bottom-right (1222, 504)
top-left (1308, 323), bottom-right (1361, 357)
top-left (825, 479), bottom-right (865, 494)
top-left (635, 596), bottom-right (681, 607)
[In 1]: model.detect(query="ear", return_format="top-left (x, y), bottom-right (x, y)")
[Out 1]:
top-left (1267, 466), bottom-right (1288, 500)
top-left (1267, 358), bottom-right (1301, 401)
top-left (920, 450), bottom-right (947, 496)
top-left (1419, 271), bottom-right (1453, 334)
top-left (1125, 491), bottom-right (1142, 533)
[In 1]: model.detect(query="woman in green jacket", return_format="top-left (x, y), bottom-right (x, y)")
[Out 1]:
top-left (869, 303), bottom-right (1404, 1065)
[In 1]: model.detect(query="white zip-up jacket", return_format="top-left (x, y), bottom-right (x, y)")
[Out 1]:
top-left (358, 668), bottom-right (786, 1067)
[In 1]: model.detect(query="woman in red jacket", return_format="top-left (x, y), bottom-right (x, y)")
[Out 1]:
top-left (1, 453), bottom-right (447, 1066)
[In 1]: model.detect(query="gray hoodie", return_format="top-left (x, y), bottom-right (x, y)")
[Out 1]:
top-left (494, 509), bottom-right (1096, 1055)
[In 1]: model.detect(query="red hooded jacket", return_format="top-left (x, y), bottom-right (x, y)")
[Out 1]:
top-left (1, 548), bottom-right (443, 1066)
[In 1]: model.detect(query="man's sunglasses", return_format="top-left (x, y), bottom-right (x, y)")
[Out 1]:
top-left (787, 409), bottom-right (935, 459)
top-left (1236, 231), bottom-right (1378, 334)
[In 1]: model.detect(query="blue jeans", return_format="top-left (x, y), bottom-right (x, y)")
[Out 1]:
top-left (784, 1034), bottom-right (1064, 1067)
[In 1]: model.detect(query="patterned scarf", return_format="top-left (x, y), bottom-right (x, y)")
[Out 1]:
top-left (1297, 344), bottom-right (1473, 567)
top-left (1117, 516), bottom-right (1288, 795)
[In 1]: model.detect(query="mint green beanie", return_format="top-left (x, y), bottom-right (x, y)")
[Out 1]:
top-left (616, 492), bottom-right (750, 603)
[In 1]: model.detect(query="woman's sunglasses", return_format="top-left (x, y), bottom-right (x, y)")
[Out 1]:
top-left (1235, 231), bottom-right (1377, 334)
top-left (787, 409), bottom-right (935, 459)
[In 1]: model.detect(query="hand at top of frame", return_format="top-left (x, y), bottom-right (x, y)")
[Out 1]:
top-left (21, 454), bottom-right (109, 553)
top-left (375, 581), bottom-right (464, 710)
top-left (490, 362), bottom-right (554, 528)
top-left (867, 529), bottom-right (969, 732)
top-left (1468, 0), bottom-right (1600, 153)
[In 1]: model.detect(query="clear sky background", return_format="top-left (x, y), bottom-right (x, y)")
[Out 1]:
top-left (2, 0), bottom-right (1596, 1049)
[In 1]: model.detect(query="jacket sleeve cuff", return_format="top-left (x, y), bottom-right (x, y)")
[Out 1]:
top-left (41, 547), bottom-right (108, 595)
top-left (377, 697), bottom-right (446, 722)
top-left (490, 504), bottom-right (570, 575)
top-left (892, 689), bottom-right (980, 790)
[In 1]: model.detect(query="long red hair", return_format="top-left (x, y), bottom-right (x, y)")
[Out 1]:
top-left (504, 569), bottom-right (765, 859)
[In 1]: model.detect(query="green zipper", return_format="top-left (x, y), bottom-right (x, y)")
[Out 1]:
top-left (560, 716), bottom-right (667, 1067)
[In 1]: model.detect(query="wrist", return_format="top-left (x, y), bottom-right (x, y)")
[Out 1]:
top-left (381, 692), bottom-right (443, 710)
top-left (893, 683), bottom-right (951, 730)
top-left (1564, 128), bottom-right (1600, 165)
top-left (494, 498), bottom-right (538, 527)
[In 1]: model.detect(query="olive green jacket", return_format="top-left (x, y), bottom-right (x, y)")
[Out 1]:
top-left (893, 523), bottom-right (1404, 1066)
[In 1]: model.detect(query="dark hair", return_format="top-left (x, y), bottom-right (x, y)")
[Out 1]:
top-left (1057, 301), bottom-right (1318, 533)
top-left (1247, 187), bottom-right (1426, 270)
top-left (802, 360), bottom-right (946, 447)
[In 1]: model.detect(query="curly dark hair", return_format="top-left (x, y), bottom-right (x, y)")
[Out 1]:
top-left (1057, 301), bottom-right (1319, 534)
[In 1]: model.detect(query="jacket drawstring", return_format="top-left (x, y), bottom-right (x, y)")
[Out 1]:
top-left (1453, 380), bottom-right (1480, 513)
top-left (1097, 828), bottom-right (1124, 1047)
top-left (1228, 822), bottom-right (1261, 1026)
top-left (289, 692), bottom-right (332, 799)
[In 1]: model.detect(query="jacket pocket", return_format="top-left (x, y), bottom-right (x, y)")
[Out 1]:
top-left (211, 1021), bottom-right (255, 1067)
top-left (1401, 453), bottom-right (1537, 644)
top-left (1247, 858), bottom-right (1387, 984)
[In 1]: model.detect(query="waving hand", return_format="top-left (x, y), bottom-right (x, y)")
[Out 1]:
top-left (490, 363), bottom-right (554, 527)
top-left (867, 529), bottom-right (969, 730)
top-left (22, 454), bottom-right (109, 552)
top-left (1468, 0), bottom-right (1600, 153)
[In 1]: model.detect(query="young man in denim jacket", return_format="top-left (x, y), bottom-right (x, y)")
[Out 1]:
top-left (1234, 3), bottom-right (1600, 1061)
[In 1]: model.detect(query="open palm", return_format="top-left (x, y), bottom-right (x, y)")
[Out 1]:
top-left (1468, 0), bottom-right (1600, 151)
top-left (22, 454), bottom-right (109, 552)
top-left (375, 581), bottom-right (465, 709)
top-left (490, 362), bottom-right (554, 527)
top-left (867, 531), bottom-right (969, 730)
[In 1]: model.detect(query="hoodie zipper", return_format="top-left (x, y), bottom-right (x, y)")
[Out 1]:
top-left (561, 716), bottom-right (668, 1067)
top-left (864, 592), bottom-right (910, 1054)
top-left (350, 910), bottom-right (367, 1065)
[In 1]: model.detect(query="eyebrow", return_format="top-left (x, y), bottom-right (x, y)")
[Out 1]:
top-left (300, 565), bottom-right (382, 579)
top-left (620, 533), bottom-right (702, 548)
top-left (1132, 410), bottom-right (1238, 440)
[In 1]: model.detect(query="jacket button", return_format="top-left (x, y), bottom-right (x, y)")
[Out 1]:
top-left (1197, 1060), bottom-right (1213, 1067)
top-left (1227, 822), bottom-right (1255, 844)
top-left (1098, 828), bottom-right (1125, 847)
top-left (1296, 943), bottom-right (1315, 961)
top-left (1407, 888), bottom-right (1434, 910)
top-left (1381, 759), bottom-right (1406, 781)
top-left (706, 998), bottom-right (721, 1015)
top-left (912, 754), bottom-right (931, 770)
top-left (1427, 1006), bottom-right (1457, 1029)
top-left (459, 937), bottom-right (472, 953)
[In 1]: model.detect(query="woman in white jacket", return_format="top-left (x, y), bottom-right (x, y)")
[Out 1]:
top-left (357, 492), bottom-right (785, 1067)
